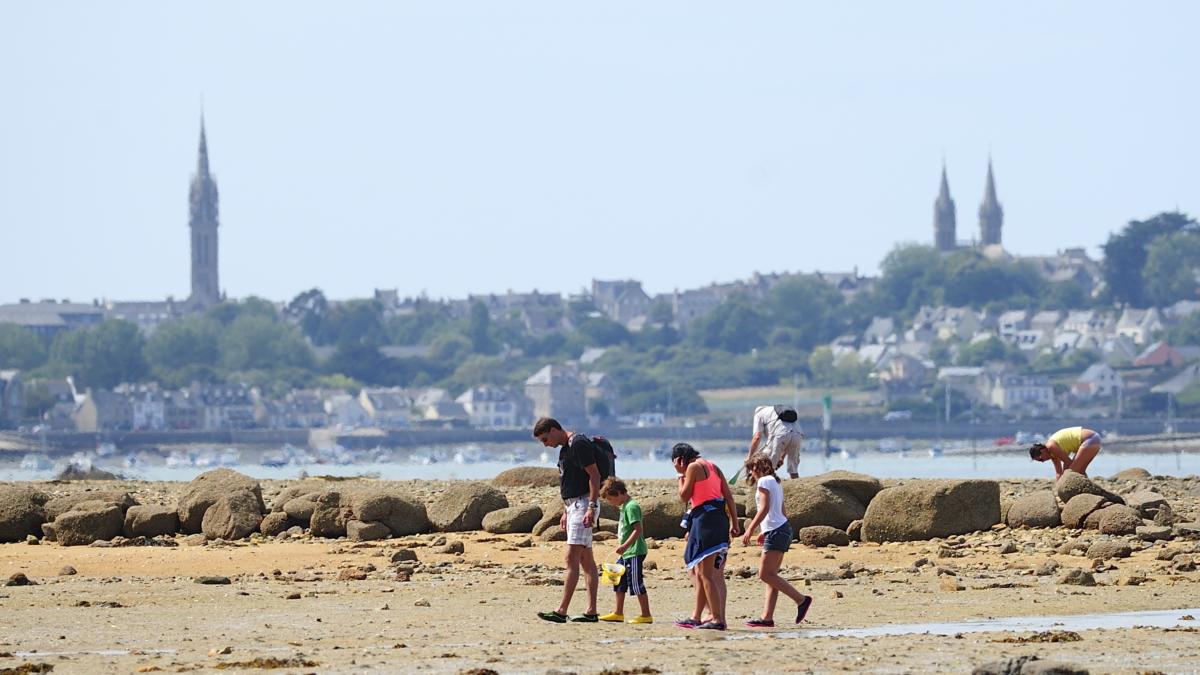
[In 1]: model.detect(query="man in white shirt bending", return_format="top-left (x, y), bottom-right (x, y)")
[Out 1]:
top-left (747, 405), bottom-right (804, 479)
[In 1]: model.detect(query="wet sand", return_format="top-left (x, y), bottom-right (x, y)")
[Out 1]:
top-left (2, 476), bottom-right (1200, 674)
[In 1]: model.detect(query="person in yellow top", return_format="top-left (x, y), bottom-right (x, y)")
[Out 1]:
top-left (1029, 426), bottom-right (1101, 477)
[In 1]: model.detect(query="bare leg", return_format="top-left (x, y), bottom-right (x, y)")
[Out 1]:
top-left (763, 585), bottom-right (780, 621)
top-left (698, 556), bottom-right (727, 624)
top-left (557, 545), bottom-right (582, 614)
top-left (614, 590), bottom-right (626, 615)
top-left (1071, 443), bottom-right (1100, 476)
top-left (636, 592), bottom-right (651, 617)
top-left (688, 566), bottom-right (707, 621)
top-left (759, 550), bottom-right (806, 609)
top-left (579, 546), bottom-right (598, 615)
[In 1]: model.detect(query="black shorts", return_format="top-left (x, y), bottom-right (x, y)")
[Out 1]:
top-left (615, 554), bottom-right (647, 595)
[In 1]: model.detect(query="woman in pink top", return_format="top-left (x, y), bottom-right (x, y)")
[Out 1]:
top-left (671, 443), bottom-right (740, 631)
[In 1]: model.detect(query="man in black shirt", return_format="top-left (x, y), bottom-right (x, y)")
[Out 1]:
top-left (532, 416), bottom-right (602, 623)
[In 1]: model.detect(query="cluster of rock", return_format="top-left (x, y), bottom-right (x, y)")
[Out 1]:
top-left (0, 465), bottom-right (1192, 549)
top-left (1003, 469), bottom-right (1186, 543)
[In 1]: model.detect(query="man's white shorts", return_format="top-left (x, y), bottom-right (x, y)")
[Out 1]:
top-left (564, 496), bottom-right (594, 547)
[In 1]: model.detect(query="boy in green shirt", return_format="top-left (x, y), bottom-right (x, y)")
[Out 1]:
top-left (598, 477), bottom-right (652, 624)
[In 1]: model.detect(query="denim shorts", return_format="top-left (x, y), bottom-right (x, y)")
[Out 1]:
top-left (762, 523), bottom-right (793, 553)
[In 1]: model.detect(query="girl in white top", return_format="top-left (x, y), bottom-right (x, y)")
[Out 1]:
top-left (740, 453), bottom-right (813, 628)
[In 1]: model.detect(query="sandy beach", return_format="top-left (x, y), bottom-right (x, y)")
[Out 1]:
top-left (2, 474), bottom-right (1200, 674)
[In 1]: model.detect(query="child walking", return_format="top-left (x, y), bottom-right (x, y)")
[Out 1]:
top-left (598, 477), bottom-right (652, 624)
top-left (741, 453), bottom-right (813, 627)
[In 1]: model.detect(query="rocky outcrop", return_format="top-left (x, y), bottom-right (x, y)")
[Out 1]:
top-left (177, 469), bottom-right (265, 534)
top-left (348, 490), bottom-right (430, 537)
top-left (426, 484), bottom-right (508, 532)
top-left (778, 482), bottom-right (865, 532)
top-left (861, 480), bottom-right (1000, 543)
top-left (638, 497), bottom-right (688, 540)
top-left (802, 471), bottom-right (883, 506)
top-left (798, 525), bottom-right (849, 547)
top-left (0, 488), bottom-right (49, 543)
top-left (1096, 505), bottom-right (1143, 535)
top-left (201, 491), bottom-right (264, 541)
top-left (1055, 471), bottom-right (1124, 506)
top-left (123, 504), bottom-right (178, 538)
top-left (45, 491), bottom-right (136, 521)
top-left (52, 500), bottom-right (124, 546)
top-left (1005, 492), bottom-right (1061, 529)
top-left (482, 505), bottom-right (543, 534)
top-left (492, 466), bottom-right (560, 488)
top-left (1060, 494), bottom-right (1110, 529)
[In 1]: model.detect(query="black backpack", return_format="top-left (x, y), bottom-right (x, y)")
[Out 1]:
top-left (591, 435), bottom-right (617, 480)
top-left (773, 405), bottom-right (798, 423)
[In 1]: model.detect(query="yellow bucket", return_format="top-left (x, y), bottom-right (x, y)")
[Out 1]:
top-left (599, 562), bottom-right (626, 586)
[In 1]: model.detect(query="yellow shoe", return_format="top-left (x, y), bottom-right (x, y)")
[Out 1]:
top-left (599, 612), bottom-right (624, 622)
top-left (627, 615), bottom-right (653, 624)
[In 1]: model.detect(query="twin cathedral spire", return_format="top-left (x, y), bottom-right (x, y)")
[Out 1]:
top-left (933, 159), bottom-right (1004, 252)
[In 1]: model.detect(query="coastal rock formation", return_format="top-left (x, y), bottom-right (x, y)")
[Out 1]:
top-left (492, 466), bottom-right (560, 488)
top-left (283, 494), bottom-right (322, 522)
top-left (348, 491), bottom-right (430, 536)
top-left (1006, 492), bottom-right (1061, 529)
top-left (780, 482), bottom-right (865, 531)
top-left (1096, 505), bottom-right (1143, 535)
top-left (1055, 471), bottom-right (1124, 506)
top-left (202, 491), bottom-right (264, 541)
top-left (861, 480), bottom-right (1000, 543)
top-left (0, 488), bottom-right (48, 543)
top-left (123, 504), bottom-right (178, 538)
top-left (637, 497), bottom-right (688, 540)
top-left (1124, 491), bottom-right (1169, 519)
top-left (45, 491), bottom-right (136, 521)
top-left (798, 525), bottom-right (850, 547)
top-left (532, 503), bottom-right (564, 536)
top-left (310, 491), bottom-right (353, 538)
top-left (1112, 467), bottom-right (1152, 480)
top-left (427, 484), bottom-right (508, 532)
top-left (803, 470), bottom-right (883, 506)
top-left (259, 511), bottom-right (290, 537)
top-left (1061, 494), bottom-right (1110, 529)
top-left (482, 505), bottom-right (543, 534)
top-left (177, 469), bottom-right (265, 534)
top-left (346, 519), bottom-right (390, 541)
top-left (1086, 539), bottom-right (1132, 560)
top-left (52, 500), bottom-right (124, 546)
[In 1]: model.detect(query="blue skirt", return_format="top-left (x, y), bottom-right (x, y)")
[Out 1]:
top-left (683, 499), bottom-right (730, 570)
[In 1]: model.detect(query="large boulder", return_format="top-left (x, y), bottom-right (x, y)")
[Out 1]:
top-left (802, 471), bottom-right (882, 506)
top-left (309, 491), bottom-right (353, 538)
top-left (532, 502), bottom-right (564, 536)
top-left (1006, 492), bottom-right (1062, 529)
top-left (482, 505), bottom-right (543, 534)
top-left (270, 484), bottom-right (324, 512)
top-left (426, 483), bottom-right (508, 532)
top-left (638, 497), bottom-right (688, 540)
top-left (177, 469), bottom-right (265, 534)
top-left (123, 504), bottom-right (178, 538)
top-left (346, 520), bottom-right (391, 542)
top-left (492, 466), bottom-right (560, 488)
top-left (776, 482), bottom-right (865, 531)
top-left (798, 525), bottom-right (849, 547)
top-left (861, 480), bottom-right (1000, 543)
top-left (1097, 505), bottom-right (1143, 535)
top-left (1055, 471), bottom-right (1124, 506)
top-left (44, 491), bottom-right (136, 521)
top-left (1124, 491), bottom-right (1169, 519)
top-left (54, 500), bottom-right (123, 546)
top-left (0, 488), bottom-right (49, 543)
top-left (1112, 467), bottom-right (1152, 481)
top-left (1061, 494), bottom-right (1110, 529)
top-left (201, 491), bottom-right (264, 541)
top-left (283, 494), bottom-right (323, 523)
top-left (259, 511), bottom-right (290, 537)
top-left (348, 490), bottom-right (430, 536)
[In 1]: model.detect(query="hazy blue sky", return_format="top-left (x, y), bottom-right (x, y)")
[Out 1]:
top-left (1, 2), bottom-right (1196, 305)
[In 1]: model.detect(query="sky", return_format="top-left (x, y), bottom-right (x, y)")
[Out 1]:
top-left (1, 2), bottom-right (1196, 305)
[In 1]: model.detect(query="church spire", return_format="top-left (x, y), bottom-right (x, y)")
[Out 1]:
top-left (978, 157), bottom-right (1003, 247)
top-left (934, 162), bottom-right (957, 251)
top-left (188, 114), bottom-right (220, 308)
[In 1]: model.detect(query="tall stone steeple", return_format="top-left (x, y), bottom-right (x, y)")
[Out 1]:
top-left (978, 158), bottom-right (1003, 247)
top-left (188, 116), bottom-right (220, 308)
top-left (933, 163), bottom-right (957, 251)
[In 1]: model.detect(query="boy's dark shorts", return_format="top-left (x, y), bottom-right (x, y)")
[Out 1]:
top-left (763, 523), bottom-right (793, 553)
top-left (615, 554), bottom-right (647, 595)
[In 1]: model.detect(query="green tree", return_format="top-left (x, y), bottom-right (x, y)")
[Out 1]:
top-left (1102, 211), bottom-right (1197, 307)
top-left (466, 301), bottom-right (498, 354)
top-left (0, 324), bottom-right (47, 370)
top-left (878, 244), bottom-right (946, 313)
top-left (1144, 230), bottom-right (1200, 306)
top-left (218, 315), bottom-right (314, 373)
top-left (145, 316), bottom-right (220, 383)
top-left (1167, 311), bottom-right (1200, 346)
top-left (956, 336), bottom-right (1022, 367)
top-left (688, 295), bottom-right (767, 353)
top-left (765, 276), bottom-right (844, 349)
top-left (285, 288), bottom-right (332, 344)
top-left (80, 320), bottom-right (148, 388)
